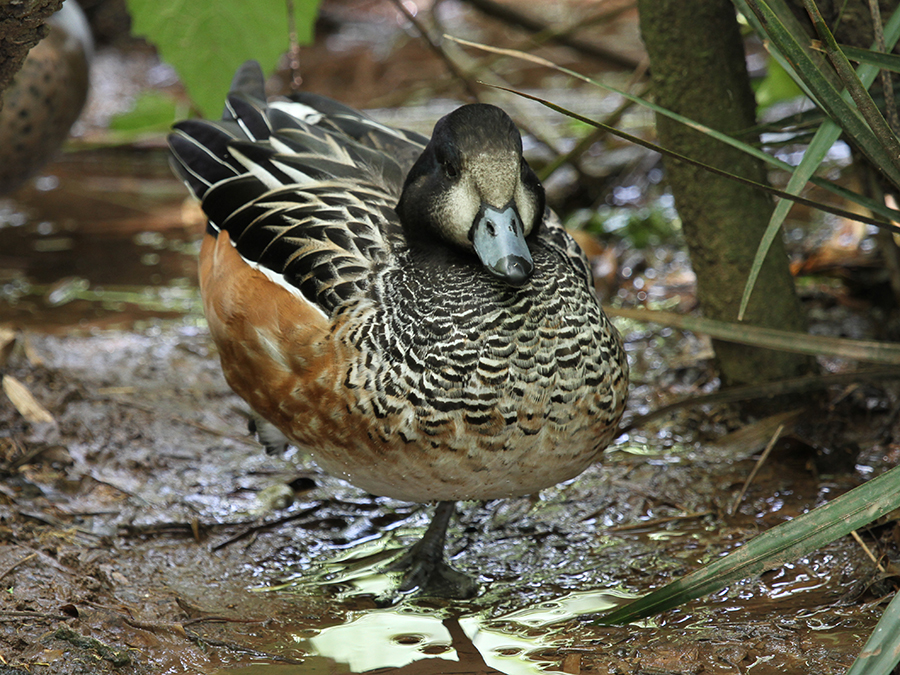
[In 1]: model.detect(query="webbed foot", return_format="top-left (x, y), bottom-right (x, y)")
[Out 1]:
top-left (390, 501), bottom-right (478, 599)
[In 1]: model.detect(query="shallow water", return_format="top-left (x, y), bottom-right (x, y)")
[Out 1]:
top-left (0, 147), bottom-right (200, 331)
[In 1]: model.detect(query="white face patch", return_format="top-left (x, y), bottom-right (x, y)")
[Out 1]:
top-left (437, 149), bottom-right (522, 248)
top-left (514, 180), bottom-right (537, 236)
top-left (434, 177), bottom-right (480, 248)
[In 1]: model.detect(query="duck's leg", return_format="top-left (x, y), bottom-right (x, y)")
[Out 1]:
top-left (393, 501), bottom-right (478, 599)
top-left (247, 414), bottom-right (290, 455)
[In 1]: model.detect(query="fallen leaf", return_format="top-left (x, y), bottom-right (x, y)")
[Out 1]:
top-left (2, 375), bottom-right (55, 424)
top-left (0, 325), bottom-right (15, 368)
top-left (22, 334), bottom-right (43, 366)
top-left (562, 653), bottom-right (582, 675)
top-left (35, 648), bottom-right (66, 663)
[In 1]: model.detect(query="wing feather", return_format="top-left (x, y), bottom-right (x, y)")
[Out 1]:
top-left (168, 61), bottom-right (427, 315)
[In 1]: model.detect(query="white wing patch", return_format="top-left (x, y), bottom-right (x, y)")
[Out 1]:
top-left (270, 100), bottom-right (323, 125)
top-left (271, 158), bottom-right (315, 185)
top-left (230, 147), bottom-right (284, 190)
top-left (239, 241), bottom-right (330, 321)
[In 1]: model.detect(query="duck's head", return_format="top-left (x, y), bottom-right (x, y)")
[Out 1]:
top-left (396, 104), bottom-right (545, 287)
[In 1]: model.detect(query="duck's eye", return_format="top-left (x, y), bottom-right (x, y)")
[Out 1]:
top-left (442, 160), bottom-right (459, 179)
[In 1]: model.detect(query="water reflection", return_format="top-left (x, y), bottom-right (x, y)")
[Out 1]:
top-left (308, 611), bottom-right (455, 670)
top-left (218, 588), bottom-right (630, 674)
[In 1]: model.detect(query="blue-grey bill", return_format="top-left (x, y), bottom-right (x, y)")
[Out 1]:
top-left (471, 204), bottom-right (534, 286)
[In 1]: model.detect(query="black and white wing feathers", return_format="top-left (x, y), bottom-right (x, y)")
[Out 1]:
top-left (168, 61), bottom-right (426, 314)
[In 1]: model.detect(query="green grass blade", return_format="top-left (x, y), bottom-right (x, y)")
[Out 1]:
top-left (606, 306), bottom-right (900, 364)
top-left (734, 0), bottom-right (841, 97)
top-left (846, 590), bottom-right (900, 675)
top-left (736, 120), bottom-right (843, 320)
top-left (735, 1), bottom-right (900, 319)
top-left (842, 43), bottom-right (900, 72)
top-left (743, 0), bottom-right (900, 186)
top-left (597, 464), bottom-right (900, 625)
top-left (803, 0), bottom-right (900, 171)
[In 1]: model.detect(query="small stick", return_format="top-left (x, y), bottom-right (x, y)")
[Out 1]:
top-left (388, 0), bottom-right (481, 101)
top-left (0, 551), bottom-right (37, 582)
top-left (608, 511), bottom-right (713, 532)
top-left (729, 424), bottom-right (784, 515)
top-left (850, 530), bottom-right (886, 573)
top-left (0, 609), bottom-right (69, 622)
top-left (211, 504), bottom-right (320, 551)
top-left (285, 0), bottom-right (303, 91)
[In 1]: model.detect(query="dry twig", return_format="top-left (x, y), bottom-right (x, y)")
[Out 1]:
top-left (0, 551), bottom-right (37, 582)
top-left (728, 424), bottom-right (784, 515)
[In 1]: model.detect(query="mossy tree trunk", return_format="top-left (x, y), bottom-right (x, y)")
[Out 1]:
top-left (0, 0), bottom-right (63, 111)
top-left (637, 0), bottom-right (816, 387)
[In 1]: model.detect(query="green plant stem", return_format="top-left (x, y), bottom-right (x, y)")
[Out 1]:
top-left (802, 0), bottom-right (900, 183)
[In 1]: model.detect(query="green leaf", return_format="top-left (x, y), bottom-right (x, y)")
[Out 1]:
top-left (743, 0), bottom-right (900, 188)
top-left (846, 590), bottom-right (900, 675)
top-left (126, 0), bottom-right (323, 118)
top-left (109, 91), bottom-right (182, 135)
top-left (733, 0), bottom-right (900, 320)
top-left (735, 0), bottom-right (843, 96)
top-left (802, 0), bottom-right (900, 179)
top-left (841, 43), bottom-right (900, 73)
top-left (597, 464), bottom-right (900, 625)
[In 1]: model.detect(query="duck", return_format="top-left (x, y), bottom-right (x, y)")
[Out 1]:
top-left (0, 0), bottom-right (92, 195)
top-left (168, 61), bottom-right (629, 598)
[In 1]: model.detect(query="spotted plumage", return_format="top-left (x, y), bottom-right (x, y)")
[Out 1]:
top-left (0, 0), bottom-right (92, 195)
top-left (169, 61), bottom-right (628, 595)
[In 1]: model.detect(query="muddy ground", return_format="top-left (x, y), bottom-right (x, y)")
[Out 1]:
top-left (1, 317), bottom-right (897, 675)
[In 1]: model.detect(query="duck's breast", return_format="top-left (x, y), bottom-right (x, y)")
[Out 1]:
top-left (284, 243), bottom-right (628, 502)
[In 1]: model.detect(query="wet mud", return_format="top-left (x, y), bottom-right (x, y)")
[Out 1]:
top-left (0, 301), bottom-right (894, 673)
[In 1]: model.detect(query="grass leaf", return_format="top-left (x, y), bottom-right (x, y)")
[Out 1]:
top-left (597, 464), bottom-right (900, 625)
top-left (742, 0), bottom-right (900, 187)
top-left (802, 0), bottom-right (900, 177)
top-left (733, 1), bottom-right (900, 319)
top-left (606, 306), bottom-right (900, 364)
top-left (846, 590), bottom-right (900, 675)
top-left (841, 43), bottom-right (900, 72)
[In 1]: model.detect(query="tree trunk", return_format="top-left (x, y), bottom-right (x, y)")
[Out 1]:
top-left (0, 0), bottom-right (63, 111)
top-left (637, 0), bottom-right (816, 387)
